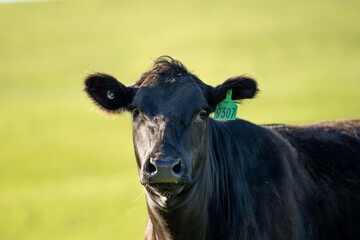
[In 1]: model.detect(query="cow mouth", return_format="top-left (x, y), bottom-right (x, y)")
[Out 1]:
top-left (146, 183), bottom-right (185, 198)
top-left (141, 172), bottom-right (192, 198)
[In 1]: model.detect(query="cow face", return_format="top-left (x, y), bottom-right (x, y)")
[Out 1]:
top-left (84, 57), bottom-right (257, 201)
top-left (130, 77), bottom-right (210, 200)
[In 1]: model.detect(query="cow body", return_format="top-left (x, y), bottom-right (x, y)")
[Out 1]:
top-left (270, 120), bottom-right (360, 239)
top-left (84, 56), bottom-right (360, 239)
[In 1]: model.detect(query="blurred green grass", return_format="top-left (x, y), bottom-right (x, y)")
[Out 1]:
top-left (0, 0), bottom-right (359, 239)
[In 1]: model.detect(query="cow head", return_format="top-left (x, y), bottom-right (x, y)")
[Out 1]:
top-left (84, 56), bottom-right (257, 205)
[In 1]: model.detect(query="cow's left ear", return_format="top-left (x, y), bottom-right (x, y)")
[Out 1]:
top-left (208, 76), bottom-right (258, 109)
top-left (84, 73), bottom-right (135, 112)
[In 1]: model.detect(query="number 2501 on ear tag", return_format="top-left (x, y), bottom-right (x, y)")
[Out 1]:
top-left (214, 89), bottom-right (238, 121)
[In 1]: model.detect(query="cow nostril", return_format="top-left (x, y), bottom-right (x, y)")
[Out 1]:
top-left (147, 161), bottom-right (157, 174)
top-left (172, 162), bottom-right (181, 174)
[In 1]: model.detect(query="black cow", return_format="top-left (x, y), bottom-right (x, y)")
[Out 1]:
top-left (84, 56), bottom-right (360, 240)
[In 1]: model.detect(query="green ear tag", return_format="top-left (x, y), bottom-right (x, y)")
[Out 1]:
top-left (214, 89), bottom-right (238, 121)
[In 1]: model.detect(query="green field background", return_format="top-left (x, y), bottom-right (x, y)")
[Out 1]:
top-left (0, 0), bottom-right (359, 239)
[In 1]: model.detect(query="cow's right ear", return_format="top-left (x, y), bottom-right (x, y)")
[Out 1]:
top-left (84, 73), bottom-right (135, 112)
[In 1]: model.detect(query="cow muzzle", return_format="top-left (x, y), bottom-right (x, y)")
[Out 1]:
top-left (141, 156), bottom-right (191, 184)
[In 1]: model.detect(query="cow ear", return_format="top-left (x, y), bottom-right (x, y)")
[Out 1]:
top-left (84, 73), bottom-right (135, 112)
top-left (208, 76), bottom-right (258, 109)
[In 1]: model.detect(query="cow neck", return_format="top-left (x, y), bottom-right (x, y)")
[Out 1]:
top-left (206, 119), bottom-right (256, 239)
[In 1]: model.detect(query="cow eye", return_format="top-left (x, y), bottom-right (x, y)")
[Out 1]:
top-left (199, 110), bottom-right (208, 119)
top-left (132, 108), bottom-right (140, 118)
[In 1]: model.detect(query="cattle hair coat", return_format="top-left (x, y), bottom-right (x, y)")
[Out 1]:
top-left (84, 56), bottom-right (360, 240)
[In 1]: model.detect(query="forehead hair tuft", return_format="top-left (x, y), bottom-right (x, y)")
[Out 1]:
top-left (135, 56), bottom-right (191, 87)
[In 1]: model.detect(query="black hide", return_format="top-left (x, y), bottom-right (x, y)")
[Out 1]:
top-left (84, 56), bottom-right (360, 240)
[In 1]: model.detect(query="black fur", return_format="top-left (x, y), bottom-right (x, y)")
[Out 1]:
top-left (84, 56), bottom-right (360, 240)
top-left (270, 121), bottom-right (360, 240)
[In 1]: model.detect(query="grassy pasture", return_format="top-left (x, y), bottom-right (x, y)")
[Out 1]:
top-left (0, 0), bottom-right (359, 239)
